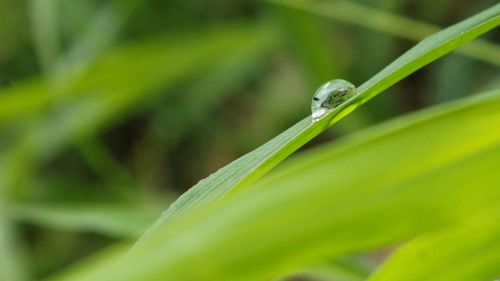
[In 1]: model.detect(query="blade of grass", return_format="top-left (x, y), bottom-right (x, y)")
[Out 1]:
top-left (265, 0), bottom-right (500, 66)
top-left (76, 138), bottom-right (139, 201)
top-left (276, 6), bottom-right (340, 86)
top-left (33, 0), bottom-right (146, 200)
top-left (55, 0), bottom-right (144, 78)
top-left (0, 23), bottom-right (275, 198)
top-left (29, 0), bottom-right (60, 72)
top-left (9, 203), bottom-right (161, 238)
top-left (0, 23), bottom-right (274, 124)
top-left (0, 199), bottom-right (27, 281)
top-left (151, 31), bottom-right (273, 146)
top-left (49, 88), bottom-right (500, 281)
top-left (368, 214), bottom-right (500, 281)
top-left (140, 3), bottom-right (500, 239)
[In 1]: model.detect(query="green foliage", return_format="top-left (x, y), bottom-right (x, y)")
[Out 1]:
top-left (0, 1), bottom-right (498, 281)
top-left (10, 203), bottom-right (160, 238)
top-left (368, 216), bottom-right (500, 281)
top-left (267, 0), bottom-right (500, 66)
top-left (140, 2), bottom-right (500, 239)
top-left (50, 89), bottom-right (500, 281)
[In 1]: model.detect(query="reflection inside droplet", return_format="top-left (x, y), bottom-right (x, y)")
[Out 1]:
top-left (311, 79), bottom-right (357, 122)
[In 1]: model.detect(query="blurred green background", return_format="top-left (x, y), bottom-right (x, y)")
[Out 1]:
top-left (0, 0), bottom-right (498, 280)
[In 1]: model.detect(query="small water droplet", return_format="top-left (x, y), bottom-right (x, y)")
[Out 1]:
top-left (311, 79), bottom-right (357, 122)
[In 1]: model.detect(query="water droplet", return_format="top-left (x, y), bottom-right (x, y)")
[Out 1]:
top-left (311, 79), bottom-right (357, 122)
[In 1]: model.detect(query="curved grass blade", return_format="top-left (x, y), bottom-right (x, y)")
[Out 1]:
top-left (140, 2), bottom-right (500, 239)
top-left (368, 214), bottom-right (500, 281)
top-left (50, 89), bottom-right (500, 281)
top-left (9, 203), bottom-right (161, 238)
top-left (266, 0), bottom-right (500, 66)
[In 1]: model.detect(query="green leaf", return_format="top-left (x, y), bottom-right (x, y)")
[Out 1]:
top-left (0, 196), bottom-right (28, 281)
top-left (140, 2), bottom-right (500, 239)
top-left (0, 24), bottom-right (274, 124)
top-left (0, 23), bottom-right (275, 197)
top-left (276, 6), bottom-right (340, 86)
top-left (266, 0), bottom-right (500, 66)
top-left (29, 0), bottom-right (61, 71)
top-left (9, 203), bottom-right (161, 238)
top-left (368, 214), bottom-right (500, 281)
top-left (151, 32), bottom-right (273, 146)
top-left (49, 88), bottom-right (500, 281)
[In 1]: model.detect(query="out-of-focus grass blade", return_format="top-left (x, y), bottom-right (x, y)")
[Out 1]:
top-left (140, 3), bottom-right (500, 238)
top-left (277, 257), bottom-right (372, 281)
top-left (0, 199), bottom-right (27, 281)
top-left (0, 23), bottom-right (273, 124)
top-left (55, 0), bottom-right (144, 77)
top-left (9, 203), bottom-right (161, 238)
top-left (0, 23), bottom-right (275, 197)
top-left (368, 214), bottom-right (500, 281)
top-left (276, 7), bottom-right (339, 86)
top-left (152, 33), bottom-right (273, 146)
top-left (49, 89), bottom-right (500, 281)
top-left (266, 0), bottom-right (500, 66)
top-left (29, 0), bottom-right (60, 71)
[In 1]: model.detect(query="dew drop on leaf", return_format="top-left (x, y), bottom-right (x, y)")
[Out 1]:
top-left (311, 79), bottom-right (357, 122)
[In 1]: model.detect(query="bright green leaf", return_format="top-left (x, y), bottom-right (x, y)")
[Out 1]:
top-left (368, 214), bottom-right (500, 281)
top-left (140, 2), bottom-right (500, 239)
top-left (49, 88), bottom-right (500, 281)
